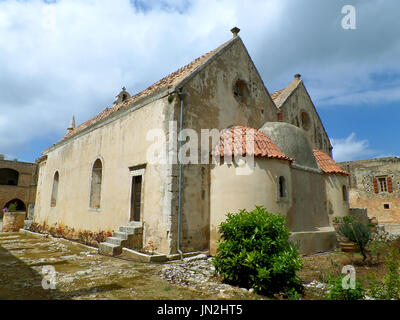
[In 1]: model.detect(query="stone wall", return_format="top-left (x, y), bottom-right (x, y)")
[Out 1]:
top-left (338, 157), bottom-right (400, 224)
top-left (0, 159), bottom-right (38, 219)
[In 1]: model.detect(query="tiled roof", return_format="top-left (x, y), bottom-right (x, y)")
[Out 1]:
top-left (270, 88), bottom-right (285, 101)
top-left (61, 37), bottom-right (238, 142)
top-left (213, 126), bottom-right (293, 161)
top-left (313, 149), bottom-right (350, 175)
top-left (270, 79), bottom-right (301, 108)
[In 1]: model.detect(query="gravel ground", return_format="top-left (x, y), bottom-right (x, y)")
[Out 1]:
top-left (158, 254), bottom-right (257, 299)
top-left (0, 231), bottom-right (258, 300)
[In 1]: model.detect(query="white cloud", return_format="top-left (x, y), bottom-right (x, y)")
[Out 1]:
top-left (0, 0), bottom-right (399, 160)
top-left (331, 133), bottom-right (375, 162)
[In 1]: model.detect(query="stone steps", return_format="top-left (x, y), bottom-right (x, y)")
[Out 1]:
top-left (106, 236), bottom-right (128, 247)
top-left (98, 242), bottom-right (122, 256)
top-left (98, 222), bottom-right (143, 257)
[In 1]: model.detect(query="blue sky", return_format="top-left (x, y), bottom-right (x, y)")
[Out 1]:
top-left (0, 0), bottom-right (399, 163)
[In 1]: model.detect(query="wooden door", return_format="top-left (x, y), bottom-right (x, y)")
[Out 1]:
top-left (130, 175), bottom-right (142, 222)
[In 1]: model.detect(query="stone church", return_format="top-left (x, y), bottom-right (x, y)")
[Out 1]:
top-left (33, 28), bottom-right (351, 256)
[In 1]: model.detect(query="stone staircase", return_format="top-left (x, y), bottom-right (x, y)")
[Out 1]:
top-left (98, 221), bottom-right (143, 256)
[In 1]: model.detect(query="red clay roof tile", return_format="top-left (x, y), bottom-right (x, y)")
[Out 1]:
top-left (213, 126), bottom-right (293, 161)
top-left (313, 149), bottom-right (350, 175)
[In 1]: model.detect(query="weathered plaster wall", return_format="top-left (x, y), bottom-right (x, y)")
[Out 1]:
top-left (339, 157), bottom-right (400, 224)
top-left (325, 174), bottom-right (350, 224)
top-left (280, 83), bottom-right (332, 156)
top-left (209, 158), bottom-right (292, 254)
top-left (177, 37), bottom-right (279, 252)
top-left (34, 97), bottom-right (176, 253)
top-left (288, 166), bottom-right (329, 232)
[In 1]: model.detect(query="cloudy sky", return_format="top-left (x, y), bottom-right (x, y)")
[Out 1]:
top-left (0, 0), bottom-right (399, 163)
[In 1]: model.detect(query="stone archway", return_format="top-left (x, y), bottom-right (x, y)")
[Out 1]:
top-left (1, 199), bottom-right (26, 220)
top-left (4, 199), bottom-right (26, 212)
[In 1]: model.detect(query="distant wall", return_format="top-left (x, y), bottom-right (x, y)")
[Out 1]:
top-left (0, 159), bottom-right (38, 218)
top-left (348, 208), bottom-right (369, 225)
top-left (339, 157), bottom-right (400, 224)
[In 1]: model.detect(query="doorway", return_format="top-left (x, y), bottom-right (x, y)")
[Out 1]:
top-left (130, 175), bottom-right (142, 222)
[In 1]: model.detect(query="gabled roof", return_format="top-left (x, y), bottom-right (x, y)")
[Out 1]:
top-left (313, 149), bottom-right (350, 175)
top-left (213, 126), bottom-right (293, 161)
top-left (271, 78), bottom-right (332, 151)
top-left (270, 79), bottom-right (301, 108)
top-left (61, 36), bottom-right (240, 143)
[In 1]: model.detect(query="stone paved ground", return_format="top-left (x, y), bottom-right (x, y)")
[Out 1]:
top-left (0, 231), bottom-right (256, 300)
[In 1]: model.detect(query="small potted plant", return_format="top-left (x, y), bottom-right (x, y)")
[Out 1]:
top-left (338, 219), bottom-right (371, 261)
top-left (332, 217), bottom-right (342, 230)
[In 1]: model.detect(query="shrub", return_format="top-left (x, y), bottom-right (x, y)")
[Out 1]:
top-left (212, 206), bottom-right (303, 295)
top-left (338, 220), bottom-right (371, 261)
top-left (327, 275), bottom-right (365, 300)
top-left (384, 247), bottom-right (400, 299)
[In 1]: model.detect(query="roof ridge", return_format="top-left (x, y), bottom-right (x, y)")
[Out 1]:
top-left (272, 79), bottom-right (301, 108)
top-left (61, 36), bottom-right (239, 143)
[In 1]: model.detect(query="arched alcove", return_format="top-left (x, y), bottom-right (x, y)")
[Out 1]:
top-left (50, 171), bottom-right (59, 207)
top-left (0, 168), bottom-right (19, 186)
top-left (4, 199), bottom-right (26, 211)
top-left (89, 159), bottom-right (103, 208)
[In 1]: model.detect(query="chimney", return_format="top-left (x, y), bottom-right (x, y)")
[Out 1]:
top-left (67, 115), bottom-right (76, 132)
top-left (230, 27), bottom-right (240, 37)
top-left (294, 73), bottom-right (301, 80)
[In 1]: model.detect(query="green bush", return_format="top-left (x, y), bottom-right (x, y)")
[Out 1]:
top-left (384, 247), bottom-right (400, 299)
top-left (327, 275), bottom-right (365, 300)
top-left (212, 206), bottom-right (303, 295)
top-left (366, 247), bottom-right (400, 300)
top-left (338, 220), bottom-right (371, 261)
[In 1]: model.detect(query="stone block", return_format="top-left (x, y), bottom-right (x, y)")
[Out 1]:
top-left (2, 212), bottom-right (26, 232)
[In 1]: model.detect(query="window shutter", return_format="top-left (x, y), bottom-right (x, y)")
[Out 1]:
top-left (373, 178), bottom-right (379, 193)
top-left (388, 177), bottom-right (393, 193)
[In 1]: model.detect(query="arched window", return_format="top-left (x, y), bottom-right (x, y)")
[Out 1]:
top-left (279, 176), bottom-right (286, 198)
top-left (50, 171), bottom-right (59, 207)
top-left (0, 168), bottom-right (19, 185)
top-left (342, 185), bottom-right (348, 201)
top-left (89, 159), bottom-right (102, 208)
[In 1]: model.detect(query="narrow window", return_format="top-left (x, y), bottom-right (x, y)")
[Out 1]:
top-left (89, 159), bottom-right (102, 208)
top-left (50, 171), bottom-right (59, 207)
top-left (378, 177), bottom-right (388, 193)
top-left (279, 176), bottom-right (286, 198)
top-left (342, 185), bottom-right (348, 201)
